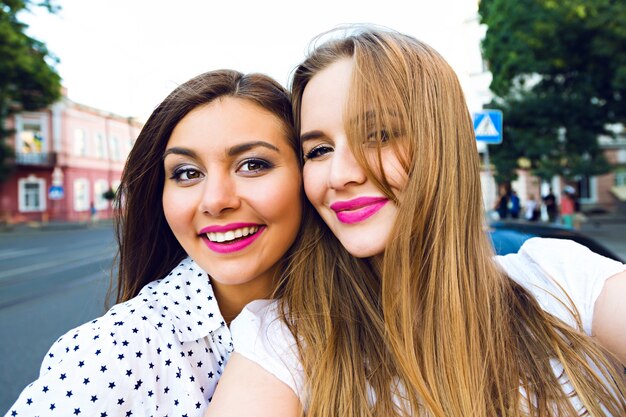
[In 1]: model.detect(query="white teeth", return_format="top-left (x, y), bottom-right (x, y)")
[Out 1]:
top-left (206, 226), bottom-right (259, 243)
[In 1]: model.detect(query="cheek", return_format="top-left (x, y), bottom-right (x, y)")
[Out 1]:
top-left (302, 165), bottom-right (324, 207)
top-left (381, 151), bottom-right (409, 192)
top-left (250, 174), bottom-right (302, 223)
top-left (162, 186), bottom-right (189, 233)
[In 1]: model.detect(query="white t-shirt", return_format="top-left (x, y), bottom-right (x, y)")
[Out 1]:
top-left (230, 238), bottom-right (626, 409)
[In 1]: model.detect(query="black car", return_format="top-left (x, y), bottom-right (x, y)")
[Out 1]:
top-left (488, 221), bottom-right (624, 263)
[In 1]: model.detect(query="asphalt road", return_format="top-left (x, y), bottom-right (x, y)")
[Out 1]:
top-left (0, 223), bottom-right (117, 415)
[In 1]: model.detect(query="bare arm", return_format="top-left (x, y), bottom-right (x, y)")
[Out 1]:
top-left (592, 270), bottom-right (626, 364)
top-left (205, 353), bottom-right (302, 417)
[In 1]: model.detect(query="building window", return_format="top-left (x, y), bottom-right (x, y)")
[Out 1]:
top-left (110, 136), bottom-right (121, 161)
top-left (615, 169), bottom-right (626, 187)
top-left (16, 114), bottom-right (49, 160)
top-left (94, 179), bottom-right (109, 210)
top-left (18, 177), bottom-right (46, 212)
top-left (575, 175), bottom-right (597, 203)
top-left (94, 133), bottom-right (107, 159)
top-left (74, 128), bottom-right (88, 156)
top-left (73, 178), bottom-right (90, 211)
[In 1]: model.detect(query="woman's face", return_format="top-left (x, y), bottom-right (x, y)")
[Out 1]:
top-left (162, 97), bottom-right (301, 293)
top-left (300, 58), bottom-right (407, 258)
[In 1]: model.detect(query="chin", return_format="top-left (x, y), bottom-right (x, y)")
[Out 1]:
top-left (344, 244), bottom-right (383, 259)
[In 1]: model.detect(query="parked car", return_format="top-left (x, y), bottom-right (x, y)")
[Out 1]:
top-left (488, 221), bottom-right (624, 263)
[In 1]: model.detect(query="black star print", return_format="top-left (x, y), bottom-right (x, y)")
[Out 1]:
top-left (91, 395), bottom-right (98, 402)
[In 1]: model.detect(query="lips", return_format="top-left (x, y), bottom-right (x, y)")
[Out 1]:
top-left (330, 197), bottom-right (388, 224)
top-left (199, 223), bottom-right (265, 254)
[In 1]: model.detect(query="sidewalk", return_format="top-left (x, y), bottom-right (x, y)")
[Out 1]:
top-left (0, 219), bottom-right (114, 234)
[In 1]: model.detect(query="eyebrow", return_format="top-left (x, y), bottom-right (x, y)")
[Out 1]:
top-left (300, 130), bottom-right (325, 143)
top-left (163, 147), bottom-right (197, 160)
top-left (163, 141), bottom-right (280, 160)
top-left (300, 110), bottom-right (400, 143)
top-left (227, 141), bottom-right (279, 156)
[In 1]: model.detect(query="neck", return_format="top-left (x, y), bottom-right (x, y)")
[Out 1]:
top-left (211, 268), bottom-right (279, 326)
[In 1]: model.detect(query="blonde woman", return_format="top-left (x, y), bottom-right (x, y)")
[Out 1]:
top-left (207, 28), bottom-right (626, 416)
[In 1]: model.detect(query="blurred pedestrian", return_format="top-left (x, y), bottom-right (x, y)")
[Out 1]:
top-left (494, 184), bottom-right (509, 220)
top-left (89, 201), bottom-right (97, 224)
top-left (509, 190), bottom-right (520, 219)
top-left (524, 193), bottom-right (539, 221)
top-left (561, 188), bottom-right (575, 228)
top-left (543, 188), bottom-right (558, 223)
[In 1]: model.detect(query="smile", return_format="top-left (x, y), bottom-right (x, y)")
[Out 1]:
top-left (330, 197), bottom-right (389, 224)
top-left (199, 223), bottom-right (265, 254)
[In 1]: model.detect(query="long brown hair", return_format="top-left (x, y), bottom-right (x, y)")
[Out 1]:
top-left (282, 27), bottom-right (625, 416)
top-left (112, 70), bottom-right (296, 303)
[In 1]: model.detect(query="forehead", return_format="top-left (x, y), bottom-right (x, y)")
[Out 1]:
top-left (166, 97), bottom-right (288, 150)
top-left (300, 59), bottom-right (354, 126)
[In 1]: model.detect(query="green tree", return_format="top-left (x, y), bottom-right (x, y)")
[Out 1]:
top-left (479, 0), bottom-right (626, 182)
top-left (0, 0), bottom-right (61, 181)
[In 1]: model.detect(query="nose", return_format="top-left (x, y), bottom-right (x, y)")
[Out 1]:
top-left (328, 142), bottom-right (367, 190)
top-left (198, 171), bottom-right (241, 217)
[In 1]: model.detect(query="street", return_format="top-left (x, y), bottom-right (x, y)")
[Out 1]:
top-left (0, 224), bottom-right (116, 415)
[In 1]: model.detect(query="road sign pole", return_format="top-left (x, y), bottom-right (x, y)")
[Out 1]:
top-left (484, 143), bottom-right (494, 214)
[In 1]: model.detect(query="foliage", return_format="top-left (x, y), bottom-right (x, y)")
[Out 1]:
top-left (103, 188), bottom-right (115, 201)
top-left (0, 0), bottom-right (61, 181)
top-left (479, 0), bottom-right (626, 182)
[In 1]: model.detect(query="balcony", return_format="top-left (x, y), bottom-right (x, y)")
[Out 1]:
top-left (15, 152), bottom-right (57, 167)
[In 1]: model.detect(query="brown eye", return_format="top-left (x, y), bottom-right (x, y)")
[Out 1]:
top-left (238, 158), bottom-right (272, 174)
top-left (170, 166), bottom-right (204, 182)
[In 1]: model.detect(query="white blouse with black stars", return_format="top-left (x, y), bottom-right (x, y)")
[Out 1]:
top-left (6, 257), bottom-right (232, 417)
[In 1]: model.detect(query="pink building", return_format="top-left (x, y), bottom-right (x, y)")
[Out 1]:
top-left (0, 96), bottom-right (143, 224)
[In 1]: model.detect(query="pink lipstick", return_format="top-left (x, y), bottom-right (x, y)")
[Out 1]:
top-left (330, 197), bottom-right (388, 224)
top-left (199, 223), bottom-right (265, 254)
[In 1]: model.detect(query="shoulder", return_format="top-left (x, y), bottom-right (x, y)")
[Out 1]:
top-left (495, 237), bottom-right (626, 333)
top-left (230, 300), bottom-right (304, 401)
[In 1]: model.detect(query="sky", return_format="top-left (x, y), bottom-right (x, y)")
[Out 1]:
top-left (22, 0), bottom-right (483, 121)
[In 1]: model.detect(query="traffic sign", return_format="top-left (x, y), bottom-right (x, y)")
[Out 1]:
top-left (49, 185), bottom-right (64, 200)
top-left (473, 109), bottom-right (503, 144)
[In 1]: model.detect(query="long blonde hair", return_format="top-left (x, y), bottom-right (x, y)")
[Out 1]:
top-left (280, 27), bottom-right (626, 416)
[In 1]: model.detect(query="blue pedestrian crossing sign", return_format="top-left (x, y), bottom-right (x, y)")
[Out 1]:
top-left (48, 185), bottom-right (64, 200)
top-left (473, 109), bottom-right (503, 144)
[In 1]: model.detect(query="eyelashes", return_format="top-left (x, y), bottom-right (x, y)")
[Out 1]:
top-left (303, 144), bottom-right (333, 161)
top-left (237, 158), bottom-right (274, 174)
top-left (170, 166), bottom-right (203, 183)
top-left (167, 158), bottom-right (275, 184)
top-left (303, 129), bottom-right (396, 162)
